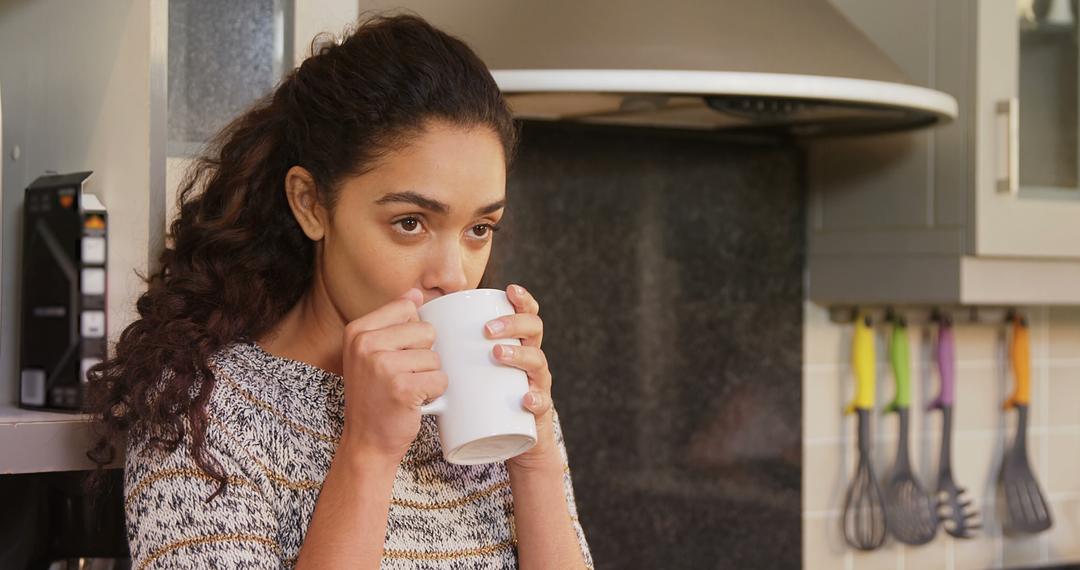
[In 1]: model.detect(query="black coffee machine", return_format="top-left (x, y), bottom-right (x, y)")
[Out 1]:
top-left (18, 171), bottom-right (108, 412)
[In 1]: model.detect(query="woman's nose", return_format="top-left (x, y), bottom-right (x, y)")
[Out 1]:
top-left (424, 245), bottom-right (469, 294)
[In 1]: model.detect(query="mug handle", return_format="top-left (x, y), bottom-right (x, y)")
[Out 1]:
top-left (420, 396), bottom-right (448, 416)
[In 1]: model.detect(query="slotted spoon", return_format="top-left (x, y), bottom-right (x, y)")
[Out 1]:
top-left (883, 317), bottom-right (938, 545)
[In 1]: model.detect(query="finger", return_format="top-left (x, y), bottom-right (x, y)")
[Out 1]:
top-left (397, 369), bottom-right (449, 409)
top-left (344, 289), bottom-right (423, 341)
top-left (484, 313), bottom-right (543, 343)
top-left (366, 348), bottom-right (442, 378)
top-left (522, 390), bottom-right (553, 416)
top-left (507, 284), bottom-right (540, 315)
top-left (493, 344), bottom-right (552, 391)
top-left (352, 321), bottom-right (437, 354)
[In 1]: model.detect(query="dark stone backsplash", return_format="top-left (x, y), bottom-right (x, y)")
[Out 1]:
top-left (483, 121), bottom-right (805, 569)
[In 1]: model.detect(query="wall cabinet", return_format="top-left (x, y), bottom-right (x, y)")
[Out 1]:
top-left (810, 0), bottom-right (1080, 305)
top-left (977, 0), bottom-right (1080, 258)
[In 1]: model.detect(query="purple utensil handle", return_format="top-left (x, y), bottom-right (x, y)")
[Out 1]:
top-left (930, 321), bottom-right (956, 409)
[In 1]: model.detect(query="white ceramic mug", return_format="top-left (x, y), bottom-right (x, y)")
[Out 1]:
top-left (418, 288), bottom-right (537, 465)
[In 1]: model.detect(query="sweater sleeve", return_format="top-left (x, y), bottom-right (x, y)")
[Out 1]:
top-left (124, 419), bottom-right (283, 570)
top-left (552, 407), bottom-right (596, 570)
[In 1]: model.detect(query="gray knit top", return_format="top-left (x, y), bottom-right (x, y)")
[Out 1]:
top-left (123, 341), bottom-right (594, 569)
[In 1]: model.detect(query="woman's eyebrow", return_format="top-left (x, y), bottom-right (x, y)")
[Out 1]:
top-left (374, 190), bottom-right (506, 216)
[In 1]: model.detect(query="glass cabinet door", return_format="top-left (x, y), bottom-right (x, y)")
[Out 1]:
top-left (973, 0), bottom-right (1080, 258)
top-left (1018, 0), bottom-right (1080, 199)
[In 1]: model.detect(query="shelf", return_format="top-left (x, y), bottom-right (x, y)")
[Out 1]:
top-left (809, 254), bottom-right (1080, 306)
top-left (1020, 20), bottom-right (1077, 35)
top-left (0, 403), bottom-right (119, 474)
top-left (0, 403), bottom-right (90, 424)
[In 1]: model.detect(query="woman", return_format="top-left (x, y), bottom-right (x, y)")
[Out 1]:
top-left (88, 12), bottom-right (593, 569)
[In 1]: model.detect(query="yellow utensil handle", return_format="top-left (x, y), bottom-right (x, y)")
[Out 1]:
top-left (1007, 317), bottom-right (1031, 409)
top-left (848, 314), bottom-right (875, 413)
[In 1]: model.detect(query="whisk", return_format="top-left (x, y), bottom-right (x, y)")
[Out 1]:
top-left (842, 314), bottom-right (888, 551)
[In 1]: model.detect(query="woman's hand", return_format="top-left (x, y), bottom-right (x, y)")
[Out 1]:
top-left (340, 288), bottom-right (449, 465)
top-left (484, 284), bottom-right (562, 472)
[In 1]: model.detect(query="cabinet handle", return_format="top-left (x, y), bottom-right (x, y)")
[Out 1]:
top-left (996, 98), bottom-right (1019, 195)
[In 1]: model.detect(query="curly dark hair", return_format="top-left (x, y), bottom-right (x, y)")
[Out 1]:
top-left (85, 11), bottom-right (520, 497)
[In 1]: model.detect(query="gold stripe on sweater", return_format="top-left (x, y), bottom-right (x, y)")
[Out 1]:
top-left (210, 366), bottom-right (581, 476)
top-left (205, 387), bottom-right (576, 496)
top-left (207, 415), bottom-right (323, 490)
top-left (205, 414), bottom-right (500, 499)
top-left (125, 468), bottom-right (261, 504)
top-left (383, 537), bottom-right (517, 560)
top-left (389, 463), bottom-right (570, 510)
top-left (137, 533), bottom-right (282, 570)
top-left (212, 365), bottom-right (447, 470)
top-left (391, 480), bottom-right (511, 510)
top-left (212, 364), bottom-right (340, 444)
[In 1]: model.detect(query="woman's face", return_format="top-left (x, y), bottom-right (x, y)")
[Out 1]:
top-left (299, 120), bottom-right (507, 322)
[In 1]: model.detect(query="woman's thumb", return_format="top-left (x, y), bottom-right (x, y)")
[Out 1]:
top-left (400, 287), bottom-right (423, 308)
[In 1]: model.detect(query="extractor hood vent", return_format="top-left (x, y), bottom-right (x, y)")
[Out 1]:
top-left (403, 0), bottom-right (958, 136)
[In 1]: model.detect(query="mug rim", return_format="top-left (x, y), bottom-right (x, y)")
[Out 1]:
top-left (419, 287), bottom-right (506, 312)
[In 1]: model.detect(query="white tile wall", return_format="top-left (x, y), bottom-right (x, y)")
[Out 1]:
top-left (804, 302), bottom-right (1080, 569)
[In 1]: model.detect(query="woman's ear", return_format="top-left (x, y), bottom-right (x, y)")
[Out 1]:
top-left (284, 166), bottom-right (328, 241)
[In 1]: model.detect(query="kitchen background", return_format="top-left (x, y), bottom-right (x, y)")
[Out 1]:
top-left (0, 0), bottom-right (1078, 569)
top-left (804, 304), bottom-right (1080, 569)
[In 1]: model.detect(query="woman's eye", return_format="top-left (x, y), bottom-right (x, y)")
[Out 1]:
top-left (392, 217), bottom-right (500, 241)
top-left (469, 223), bottom-right (501, 241)
top-left (394, 217), bottom-right (424, 236)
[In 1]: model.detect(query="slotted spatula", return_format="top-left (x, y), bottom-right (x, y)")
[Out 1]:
top-left (999, 315), bottom-right (1053, 535)
top-left (883, 317), bottom-right (939, 545)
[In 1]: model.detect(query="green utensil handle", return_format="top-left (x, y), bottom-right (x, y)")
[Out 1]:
top-left (886, 320), bottom-right (911, 413)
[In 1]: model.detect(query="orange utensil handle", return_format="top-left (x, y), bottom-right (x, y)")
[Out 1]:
top-left (1006, 317), bottom-right (1031, 409)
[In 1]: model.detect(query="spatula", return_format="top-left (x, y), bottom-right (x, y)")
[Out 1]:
top-left (882, 316), bottom-right (939, 545)
top-left (999, 315), bottom-right (1053, 535)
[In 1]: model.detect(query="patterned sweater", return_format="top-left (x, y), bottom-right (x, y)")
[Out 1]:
top-left (123, 341), bottom-right (594, 569)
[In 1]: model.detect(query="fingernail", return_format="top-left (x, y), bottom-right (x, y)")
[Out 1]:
top-left (526, 391), bottom-right (542, 408)
top-left (511, 284), bottom-right (525, 297)
top-left (486, 320), bottom-right (505, 335)
top-left (497, 345), bottom-right (514, 359)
